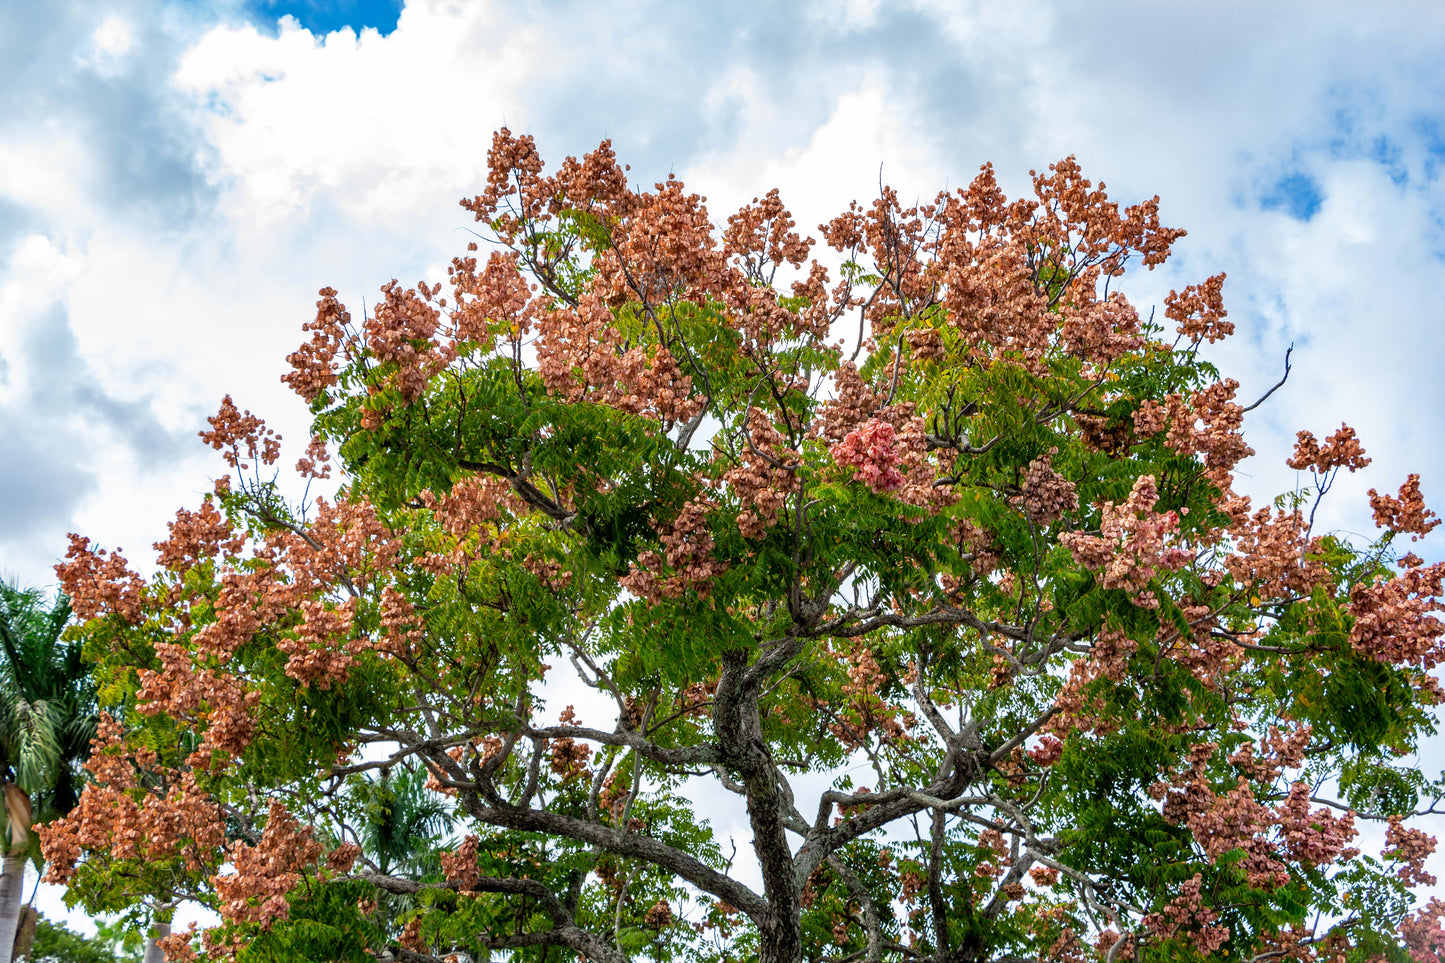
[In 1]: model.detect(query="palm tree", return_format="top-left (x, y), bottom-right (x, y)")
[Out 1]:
top-left (0, 580), bottom-right (96, 963)
top-left (342, 763), bottom-right (455, 955)
top-left (354, 763), bottom-right (454, 879)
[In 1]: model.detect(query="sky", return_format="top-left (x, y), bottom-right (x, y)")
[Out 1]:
top-left (4, 0), bottom-right (1445, 940)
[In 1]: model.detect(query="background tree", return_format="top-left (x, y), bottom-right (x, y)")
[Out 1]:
top-left (0, 582), bottom-right (94, 963)
top-left (344, 763), bottom-right (455, 946)
top-left (37, 132), bottom-right (1445, 963)
top-left (351, 763), bottom-right (454, 880)
top-left (25, 913), bottom-right (141, 963)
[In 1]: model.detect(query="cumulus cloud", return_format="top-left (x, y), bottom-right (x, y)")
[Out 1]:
top-left (76, 13), bottom-right (140, 76)
top-left (172, 2), bottom-right (534, 227)
top-left (0, 234), bottom-right (193, 579)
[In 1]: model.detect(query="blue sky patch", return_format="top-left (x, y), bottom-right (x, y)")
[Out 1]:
top-left (240, 0), bottom-right (403, 36)
top-left (1415, 116), bottom-right (1445, 182)
top-left (1261, 171), bottom-right (1323, 220)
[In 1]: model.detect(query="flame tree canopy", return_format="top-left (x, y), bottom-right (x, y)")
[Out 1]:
top-left (39, 131), bottom-right (1445, 963)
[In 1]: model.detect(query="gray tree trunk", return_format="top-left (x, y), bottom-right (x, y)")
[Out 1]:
top-left (0, 852), bottom-right (27, 963)
top-left (141, 914), bottom-right (172, 963)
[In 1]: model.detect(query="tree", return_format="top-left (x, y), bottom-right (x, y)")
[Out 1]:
top-left (0, 582), bottom-right (94, 963)
top-left (27, 913), bottom-right (140, 963)
top-left (37, 130), bottom-right (1445, 963)
top-left (351, 763), bottom-right (454, 880)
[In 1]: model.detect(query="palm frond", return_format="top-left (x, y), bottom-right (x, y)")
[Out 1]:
top-left (351, 764), bottom-right (455, 876)
top-left (0, 578), bottom-right (93, 820)
top-left (11, 698), bottom-right (61, 793)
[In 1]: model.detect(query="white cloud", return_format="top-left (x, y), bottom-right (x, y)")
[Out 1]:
top-left (685, 69), bottom-right (947, 237)
top-left (78, 13), bottom-right (138, 76)
top-left (0, 234), bottom-right (83, 403)
top-left (0, 127), bottom-right (98, 226)
top-left (173, 2), bottom-right (537, 228)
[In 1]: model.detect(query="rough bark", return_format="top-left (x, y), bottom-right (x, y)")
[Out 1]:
top-left (9, 906), bottom-right (34, 962)
top-left (716, 646), bottom-right (804, 963)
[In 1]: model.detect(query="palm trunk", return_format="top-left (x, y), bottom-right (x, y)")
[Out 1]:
top-left (0, 852), bottom-right (26, 963)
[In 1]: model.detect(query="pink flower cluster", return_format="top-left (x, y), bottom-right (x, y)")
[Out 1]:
top-left (1044, 624), bottom-right (1137, 739)
top-left (620, 497), bottom-right (726, 602)
top-left (1370, 474), bottom-right (1441, 541)
top-left (724, 409), bottom-right (798, 539)
top-left (1165, 272), bottom-right (1232, 343)
top-left (212, 801), bottom-right (323, 929)
top-left (951, 517), bottom-right (1000, 576)
top-left (440, 835), bottom-right (482, 891)
top-left (199, 395), bottom-right (281, 470)
top-left (1157, 602), bottom-right (1241, 691)
top-left (1226, 506), bottom-right (1329, 600)
top-left (1162, 378), bottom-right (1254, 485)
top-left (1027, 734), bottom-right (1064, 767)
top-left (1141, 873), bottom-right (1229, 955)
top-left (1133, 398), bottom-right (1168, 437)
top-left (277, 597), bottom-right (366, 690)
top-left (813, 362), bottom-right (882, 442)
top-left (723, 187), bottom-right (813, 279)
top-left (1059, 475), bottom-right (1194, 607)
top-left (1226, 725), bottom-right (1311, 783)
top-left (1152, 742), bottom-right (1358, 890)
top-left (1347, 561), bottom-right (1445, 668)
top-left (1193, 780), bottom-right (1283, 887)
top-left (1402, 898), bottom-right (1445, 963)
top-left (833, 417), bottom-right (904, 493)
top-left (449, 249), bottom-right (537, 349)
top-left (536, 293), bottom-right (703, 427)
top-left (1010, 448), bottom-right (1078, 526)
top-left (823, 398), bottom-right (941, 509)
top-left (425, 475), bottom-right (523, 543)
top-left (1386, 814), bottom-right (1440, 886)
top-left (282, 287), bottom-right (347, 404)
top-left (364, 279), bottom-right (451, 404)
top-left (56, 535), bottom-right (147, 624)
top-left (1276, 781), bottom-right (1359, 867)
top-left (1286, 423), bottom-right (1371, 474)
top-left (1057, 289), bottom-right (1145, 364)
top-left (594, 179), bottom-right (725, 310)
top-left (827, 643), bottom-right (915, 750)
top-left (40, 716), bottom-right (226, 888)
